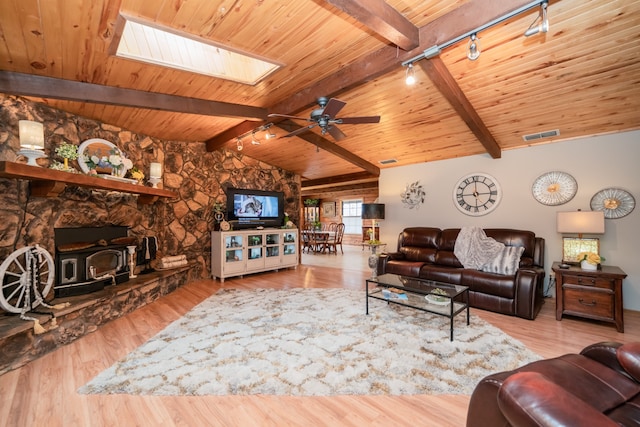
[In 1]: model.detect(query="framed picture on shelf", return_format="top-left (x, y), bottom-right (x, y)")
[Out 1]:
top-left (322, 202), bottom-right (336, 217)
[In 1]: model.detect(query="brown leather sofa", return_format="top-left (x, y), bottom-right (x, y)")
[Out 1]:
top-left (467, 341), bottom-right (640, 426)
top-left (377, 227), bottom-right (545, 319)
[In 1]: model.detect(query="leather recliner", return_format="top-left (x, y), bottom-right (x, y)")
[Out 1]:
top-left (377, 227), bottom-right (546, 319)
top-left (467, 341), bottom-right (640, 426)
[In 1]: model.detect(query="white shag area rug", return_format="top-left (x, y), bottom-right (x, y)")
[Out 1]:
top-left (79, 288), bottom-right (540, 396)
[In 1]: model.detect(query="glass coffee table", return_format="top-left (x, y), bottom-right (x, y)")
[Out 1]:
top-left (366, 273), bottom-right (470, 341)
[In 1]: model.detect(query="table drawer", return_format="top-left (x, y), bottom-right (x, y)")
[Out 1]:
top-left (563, 287), bottom-right (613, 318)
top-left (563, 275), bottom-right (614, 290)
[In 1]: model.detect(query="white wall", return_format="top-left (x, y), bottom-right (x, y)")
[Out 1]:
top-left (379, 131), bottom-right (640, 311)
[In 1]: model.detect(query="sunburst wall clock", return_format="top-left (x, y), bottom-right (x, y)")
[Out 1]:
top-left (531, 171), bottom-right (577, 206)
top-left (590, 188), bottom-right (635, 219)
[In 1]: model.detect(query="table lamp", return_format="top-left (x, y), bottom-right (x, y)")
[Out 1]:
top-left (557, 210), bottom-right (605, 263)
top-left (18, 120), bottom-right (46, 166)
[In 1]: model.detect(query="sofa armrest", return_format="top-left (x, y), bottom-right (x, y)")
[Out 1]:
top-left (497, 372), bottom-right (618, 427)
top-left (513, 267), bottom-right (545, 320)
top-left (377, 252), bottom-right (405, 275)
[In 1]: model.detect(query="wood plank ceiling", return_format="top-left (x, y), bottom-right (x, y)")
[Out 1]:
top-left (1, 0), bottom-right (639, 189)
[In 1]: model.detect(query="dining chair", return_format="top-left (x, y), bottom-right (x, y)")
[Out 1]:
top-left (327, 223), bottom-right (345, 254)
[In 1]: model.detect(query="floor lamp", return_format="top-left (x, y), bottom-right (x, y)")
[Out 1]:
top-left (362, 203), bottom-right (385, 278)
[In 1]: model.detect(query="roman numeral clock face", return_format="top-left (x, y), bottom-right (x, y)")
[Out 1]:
top-left (453, 173), bottom-right (502, 216)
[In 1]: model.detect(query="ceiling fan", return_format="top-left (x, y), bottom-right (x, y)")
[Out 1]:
top-left (267, 97), bottom-right (380, 141)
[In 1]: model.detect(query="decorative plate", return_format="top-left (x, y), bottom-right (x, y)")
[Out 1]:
top-left (590, 188), bottom-right (635, 219)
top-left (77, 138), bottom-right (128, 177)
top-left (531, 171), bottom-right (577, 206)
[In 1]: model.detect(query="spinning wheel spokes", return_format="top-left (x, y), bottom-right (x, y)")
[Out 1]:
top-left (0, 246), bottom-right (55, 314)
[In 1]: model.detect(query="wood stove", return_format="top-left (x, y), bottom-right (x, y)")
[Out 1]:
top-left (54, 226), bottom-right (132, 297)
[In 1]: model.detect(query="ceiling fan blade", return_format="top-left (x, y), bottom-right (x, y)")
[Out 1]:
top-left (336, 116), bottom-right (381, 124)
top-left (321, 98), bottom-right (346, 118)
top-left (267, 113), bottom-right (310, 121)
top-left (327, 125), bottom-right (347, 141)
top-left (282, 124), bottom-right (316, 138)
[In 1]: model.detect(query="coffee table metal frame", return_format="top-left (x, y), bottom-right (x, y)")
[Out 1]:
top-left (366, 273), bottom-right (470, 341)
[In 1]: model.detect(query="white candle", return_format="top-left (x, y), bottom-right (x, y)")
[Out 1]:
top-left (150, 162), bottom-right (162, 178)
top-left (19, 120), bottom-right (45, 150)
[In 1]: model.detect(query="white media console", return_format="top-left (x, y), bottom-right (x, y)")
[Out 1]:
top-left (211, 229), bottom-right (298, 281)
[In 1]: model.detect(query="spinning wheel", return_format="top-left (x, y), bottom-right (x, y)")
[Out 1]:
top-left (0, 245), bottom-right (55, 314)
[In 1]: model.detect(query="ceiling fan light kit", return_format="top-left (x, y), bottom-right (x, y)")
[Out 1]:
top-left (268, 97), bottom-right (380, 141)
top-left (401, 0), bottom-right (549, 78)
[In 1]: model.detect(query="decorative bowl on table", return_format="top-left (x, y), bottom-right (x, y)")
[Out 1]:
top-left (425, 288), bottom-right (450, 306)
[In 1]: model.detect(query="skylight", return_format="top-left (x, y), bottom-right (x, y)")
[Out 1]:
top-left (114, 16), bottom-right (281, 85)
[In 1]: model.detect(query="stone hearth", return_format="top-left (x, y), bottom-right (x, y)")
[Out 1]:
top-left (0, 266), bottom-right (192, 376)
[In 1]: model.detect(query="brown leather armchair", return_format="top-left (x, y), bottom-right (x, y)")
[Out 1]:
top-left (467, 342), bottom-right (640, 426)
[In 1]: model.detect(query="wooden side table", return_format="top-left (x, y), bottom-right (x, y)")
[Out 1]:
top-left (552, 262), bottom-right (627, 332)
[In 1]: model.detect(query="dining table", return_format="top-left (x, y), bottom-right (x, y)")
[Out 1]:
top-left (302, 230), bottom-right (336, 253)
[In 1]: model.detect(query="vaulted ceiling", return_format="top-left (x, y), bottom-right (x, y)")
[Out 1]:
top-left (1, 0), bottom-right (639, 190)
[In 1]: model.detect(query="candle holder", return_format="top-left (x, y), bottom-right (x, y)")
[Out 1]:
top-left (127, 245), bottom-right (137, 278)
top-left (18, 120), bottom-right (46, 167)
top-left (148, 177), bottom-right (161, 188)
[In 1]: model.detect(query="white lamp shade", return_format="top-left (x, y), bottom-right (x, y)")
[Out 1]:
top-left (149, 162), bottom-right (162, 178)
top-left (19, 120), bottom-right (44, 150)
top-left (557, 211), bottom-right (605, 234)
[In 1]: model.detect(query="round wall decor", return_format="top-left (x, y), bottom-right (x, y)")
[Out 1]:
top-left (453, 172), bottom-right (501, 216)
top-left (590, 188), bottom-right (635, 219)
top-left (531, 171), bottom-right (577, 206)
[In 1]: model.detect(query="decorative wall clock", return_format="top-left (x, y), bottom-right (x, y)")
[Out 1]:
top-left (590, 188), bottom-right (635, 219)
top-left (531, 171), bottom-right (578, 206)
top-left (453, 173), bottom-right (501, 216)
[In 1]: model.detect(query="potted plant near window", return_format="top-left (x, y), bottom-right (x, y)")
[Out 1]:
top-left (304, 198), bottom-right (320, 207)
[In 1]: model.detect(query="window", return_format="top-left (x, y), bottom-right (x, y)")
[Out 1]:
top-left (341, 200), bottom-right (362, 234)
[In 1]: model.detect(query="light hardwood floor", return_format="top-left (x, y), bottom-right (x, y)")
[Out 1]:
top-left (1, 245), bottom-right (638, 427)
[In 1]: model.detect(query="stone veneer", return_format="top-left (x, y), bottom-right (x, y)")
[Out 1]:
top-left (0, 94), bottom-right (301, 313)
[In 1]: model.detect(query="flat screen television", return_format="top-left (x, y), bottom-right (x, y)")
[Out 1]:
top-left (226, 187), bottom-right (284, 229)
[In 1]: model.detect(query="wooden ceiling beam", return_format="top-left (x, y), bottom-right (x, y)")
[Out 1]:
top-left (419, 57), bottom-right (502, 159)
top-left (207, 0), bottom-right (533, 154)
top-left (324, 0), bottom-right (419, 51)
top-left (302, 171), bottom-right (378, 188)
top-left (277, 120), bottom-right (380, 176)
top-left (301, 180), bottom-right (378, 197)
top-left (0, 71), bottom-right (268, 121)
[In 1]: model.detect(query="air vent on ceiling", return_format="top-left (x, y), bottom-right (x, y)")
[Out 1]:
top-left (522, 129), bottom-right (560, 142)
top-left (379, 158), bottom-right (398, 165)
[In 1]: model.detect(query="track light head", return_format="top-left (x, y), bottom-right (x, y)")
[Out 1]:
top-left (236, 138), bottom-right (243, 151)
top-left (467, 34), bottom-right (481, 61)
top-left (405, 63), bottom-right (416, 86)
top-left (525, 1), bottom-right (549, 37)
top-left (251, 132), bottom-right (260, 145)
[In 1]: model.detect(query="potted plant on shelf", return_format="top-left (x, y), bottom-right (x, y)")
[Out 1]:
top-left (304, 198), bottom-right (320, 207)
top-left (53, 141), bottom-right (79, 172)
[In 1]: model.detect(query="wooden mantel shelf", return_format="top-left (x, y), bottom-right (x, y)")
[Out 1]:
top-left (0, 161), bottom-right (178, 204)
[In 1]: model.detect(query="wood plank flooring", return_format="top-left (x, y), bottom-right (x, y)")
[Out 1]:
top-left (1, 245), bottom-right (638, 427)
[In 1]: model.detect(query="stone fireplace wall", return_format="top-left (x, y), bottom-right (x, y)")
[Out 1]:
top-left (0, 94), bottom-right (302, 303)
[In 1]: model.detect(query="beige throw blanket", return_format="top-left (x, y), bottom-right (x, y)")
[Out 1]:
top-left (454, 227), bottom-right (524, 275)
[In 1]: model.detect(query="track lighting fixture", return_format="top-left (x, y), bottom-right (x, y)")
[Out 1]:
top-left (524, 1), bottom-right (549, 37)
top-left (251, 132), bottom-right (260, 145)
top-left (401, 0), bottom-right (549, 77)
top-left (236, 138), bottom-right (243, 151)
top-left (405, 63), bottom-right (416, 86)
top-left (265, 130), bottom-right (276, 139)
top-left (467, 34), bottom-right (480, 61)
